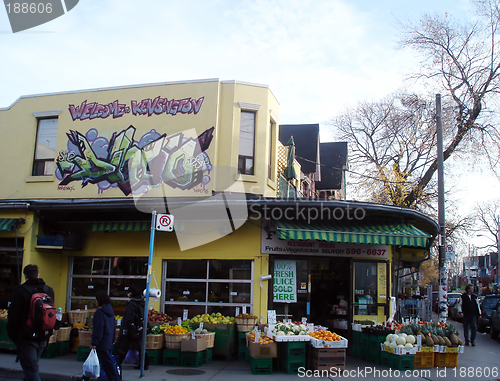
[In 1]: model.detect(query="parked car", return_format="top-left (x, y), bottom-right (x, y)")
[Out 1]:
top-left (490, 299), bottom-right (500, 339)
top-left (447, 292), bottom-right (462, 321)
top-left (478, 294), bottom-right (500, 333)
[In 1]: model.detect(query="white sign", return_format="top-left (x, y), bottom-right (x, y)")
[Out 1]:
top-left (445, 244), bottom-right (455, 261)
top-left (267, 310), bottom-right (277, 324)
top-left (156, 213), bottom-right (174, 231)
top-left (273, 259), bottom-right (297, 303)
top-left (261, 222), bottom-right (388, 258)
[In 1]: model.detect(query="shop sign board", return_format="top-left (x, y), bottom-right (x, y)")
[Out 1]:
top-left (273, 259), bottom-right (297, 303)
top-left (261, 225), bottom-right (389, 259)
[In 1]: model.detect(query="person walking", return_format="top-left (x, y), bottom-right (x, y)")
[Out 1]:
top-left (82, 290), bottom-right (121, 381)
top-left (116, 285), bottom-right (149, 370)
top-left (457, 283), bottom-right (481, 346)
top-left (7, 264), bottom-right (57, 381)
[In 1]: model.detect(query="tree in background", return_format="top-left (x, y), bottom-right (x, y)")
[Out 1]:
top-left (330, 0), bottom-right (500, 210)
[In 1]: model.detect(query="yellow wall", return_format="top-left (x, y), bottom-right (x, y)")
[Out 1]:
top-left (0, 79), bottom-right (281, 201)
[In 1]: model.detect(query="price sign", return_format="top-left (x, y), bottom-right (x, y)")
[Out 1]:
top-left (183, 309), bottom-right (188, 321)
top-left (267, 310), bottom-right (277, 324)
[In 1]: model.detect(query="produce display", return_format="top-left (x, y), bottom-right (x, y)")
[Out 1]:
top-left (148, 309), bottom-right (173, 323)
top-left (187, 313), bottom-right (235, 324)
top-left (248, 331), bottom-right (274, 344)
top-left (384, 333), bottom-right (416, 349)
top-left (308, 329), bottom-right (343, 341)
top-left (0, 309), bottom-right (7, 319)
top-left (164, 325), bottom-right (189, 335)
top-left (270, 322), bottom-right (307, 336)
top-left (400, 322), bottom-right (463, 346)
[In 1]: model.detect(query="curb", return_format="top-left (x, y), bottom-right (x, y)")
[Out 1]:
top-left (0, 368), bottom-right (74, 381)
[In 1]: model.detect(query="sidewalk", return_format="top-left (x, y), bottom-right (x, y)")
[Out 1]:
top-left (1, 331), bottom-right (499, 381)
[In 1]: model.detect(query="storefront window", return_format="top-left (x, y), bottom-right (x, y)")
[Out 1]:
top-left (354, 262), bottom-right (378, 315)
top-left (163, 259), bottom-right (253, 319)
top-left (69, 256), bottom-right (147, 311)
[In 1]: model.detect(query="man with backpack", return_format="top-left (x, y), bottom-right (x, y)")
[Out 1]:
top-left (7, 264), bottom-right (57, 381)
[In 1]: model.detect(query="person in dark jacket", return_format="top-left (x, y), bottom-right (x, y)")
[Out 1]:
top-left (7, 264), bottom-right (56, 381)
top-left (82, 291), bottom-right (120, 381)
top-left (116, 285), bottom-right (149, 370)
top-left (457, 283), bottom-right (481, 346)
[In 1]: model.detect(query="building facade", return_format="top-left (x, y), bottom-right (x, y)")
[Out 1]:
top-left (0, 79), bottom-right (438, 338)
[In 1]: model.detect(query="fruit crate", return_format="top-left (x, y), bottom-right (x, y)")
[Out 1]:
top-left (41, 343), bottom-right (58, 359)
top-left (57, 341), bottom-right (70, 356)
top-left (146, 349), bottom-right (163, 365)
top-left (250, 356), bottom-right (273, 375)
top-left (191, 323), bottom-right (236, 360)
top-left (380, 352), bottom-right (414, 371)
top-left (162, 349), bottom-right (180, 366)
top-left (370, 334), bottom-right (386, 347)
top-left (245, 346), bottom-right (251, 363)
top-left (360, 332), bottom-right (370, 347)
top-left (238, 331), bottom-right (247, 346)
top-left (434, 353), bottom-right (458, 368)
top-left (278, 341), bottom-right (306, 360)
top-left (77, 346), bottom-right (91, 362)
top-left (280, 359), bottom-right (306, 374)
top-left (414, 351), bottom-right (434, 369)
top-left (204, 348), bottom-right (213, 364)
top-left (180, 351), bottom-right (204, 367)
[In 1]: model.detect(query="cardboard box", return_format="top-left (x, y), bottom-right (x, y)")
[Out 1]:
top-left (309, 358), bottom-right (345, 372)
top-left (310, 348), bottom-right (346, 363)
top-left (248, 341), bottom-right (277, 358)
top-left (181, 336), bottom-right (206, 352)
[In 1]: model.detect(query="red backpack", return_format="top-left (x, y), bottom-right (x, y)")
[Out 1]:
top-left (23, 284), bottom-right (56, 335)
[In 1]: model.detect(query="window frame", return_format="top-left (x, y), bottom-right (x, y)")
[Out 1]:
top-left (238, 110), bottom-right (256, 175)
top-left (32, 117), bottom-right (58, 176)
top-left (161, 259), bottom-right (254, 316)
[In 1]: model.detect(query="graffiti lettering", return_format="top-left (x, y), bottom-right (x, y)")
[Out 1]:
top-left (130, 96), bottom-right (204, 116)
top-left (68, 96), bottom-right (204, 121)
top-left (68, 100), bottom-right (128, 121)
top-left (57, 185), bottom-right (75, 192)
top-left (56, 125), bottom-right (214, 196)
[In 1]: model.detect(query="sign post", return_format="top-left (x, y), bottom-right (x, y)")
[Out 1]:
top-left (140, 211), bottom-right (156, 377)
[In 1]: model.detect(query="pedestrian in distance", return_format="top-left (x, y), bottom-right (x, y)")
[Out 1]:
top-left (457, 283), bottom-right (481, 346)
top-left (7, 264), bottom-right (58, 381)
top-left (82, 290), bottom-right (121, 381)
top-left (116, 285), bottom-right (149, 370)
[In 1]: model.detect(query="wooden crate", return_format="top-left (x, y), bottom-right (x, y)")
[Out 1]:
top-left (79, 330), bottom-right (92, 347)
top-left (146, 334), bottom-right (164, 350)
top-left (195, 332), bottom-right (215, 348)
top-left (164, 333), bottom-right (189, 350)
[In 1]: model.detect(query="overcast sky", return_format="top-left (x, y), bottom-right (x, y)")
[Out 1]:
top-left (1, 0), bottom-right (499, 246)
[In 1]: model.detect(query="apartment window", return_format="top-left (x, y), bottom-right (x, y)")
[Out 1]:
top-left (162, 259), bottom-right (253, 319)
top-left (268, 120), bottom-right (274, 180)
top-left (33, 118), bottom-right (58, 176)
top-left (238, 111), bottom-right (255, 175)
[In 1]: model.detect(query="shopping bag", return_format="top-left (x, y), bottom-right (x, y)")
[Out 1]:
top-left (123, 349), bottom-right (139, 365)
top-left (83, 348), bottom-right (100, 378)
top-left (99, 351), bottom-right (122, 381)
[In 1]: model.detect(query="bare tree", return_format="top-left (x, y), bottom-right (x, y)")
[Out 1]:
top-left (474, 201), bottom-right (500, 249)
top-left (398, 1), bottom-right (500, 206)
top-left (330, 1), bottom-right (500, 210)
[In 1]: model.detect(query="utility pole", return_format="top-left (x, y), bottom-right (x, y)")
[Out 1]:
top-left (436, 94), bottom-right (447, 323)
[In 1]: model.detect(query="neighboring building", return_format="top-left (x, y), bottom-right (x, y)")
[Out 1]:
top-left (279, 124), bottom-right (321, 198)
top-left (0, 79), bottom-right (438, 340)
top-left (316, 142), bottom-right (348, 200)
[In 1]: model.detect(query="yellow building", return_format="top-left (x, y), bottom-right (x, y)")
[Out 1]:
top-left (0, 79), bottom-right (438, 335)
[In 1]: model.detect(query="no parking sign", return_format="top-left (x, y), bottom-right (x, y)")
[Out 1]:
top-left (445, 244), bottom-right (455, 261)
top-left (155, 214), bottom-right (174, 231)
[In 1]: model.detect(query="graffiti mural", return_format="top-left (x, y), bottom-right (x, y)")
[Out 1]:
top-left (56, 126), bottom-right (214, 196)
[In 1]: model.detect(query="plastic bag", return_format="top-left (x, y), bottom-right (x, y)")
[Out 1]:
top-left (83, 348), bottom-right (100, 378)
top-left (123, 349), bottom-right (139, 365)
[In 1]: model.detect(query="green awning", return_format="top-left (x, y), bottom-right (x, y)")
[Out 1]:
top-left (0, 218), bottom-right (20, 231)
top-left (274, 220), bottom-right (432, 248)
top-left (91, 222), bottom-right (150, 232)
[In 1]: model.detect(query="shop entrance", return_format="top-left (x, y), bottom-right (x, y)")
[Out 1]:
top-left (270, 256), bottom-right (351, 334)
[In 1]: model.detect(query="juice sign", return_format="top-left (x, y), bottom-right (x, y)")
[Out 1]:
top-left (273, 260), bottom-right (297, 303)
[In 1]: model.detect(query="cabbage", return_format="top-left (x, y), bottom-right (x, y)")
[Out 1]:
top-left (386, 333), bottom-right (394, 342)
top-left (396, 336), bottom-right (406, 346)
top-left (404, 343), bottom-right (413, 349)
top-left (276, 331), bottom-right (285, 336)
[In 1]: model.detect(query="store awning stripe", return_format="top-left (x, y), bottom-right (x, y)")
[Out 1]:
top-left (0, 218), bottom-right (19, 231)
top-left (274, 220), bottom-right (431, 248)
top-left (91, 222), bottom-right (150, 232)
